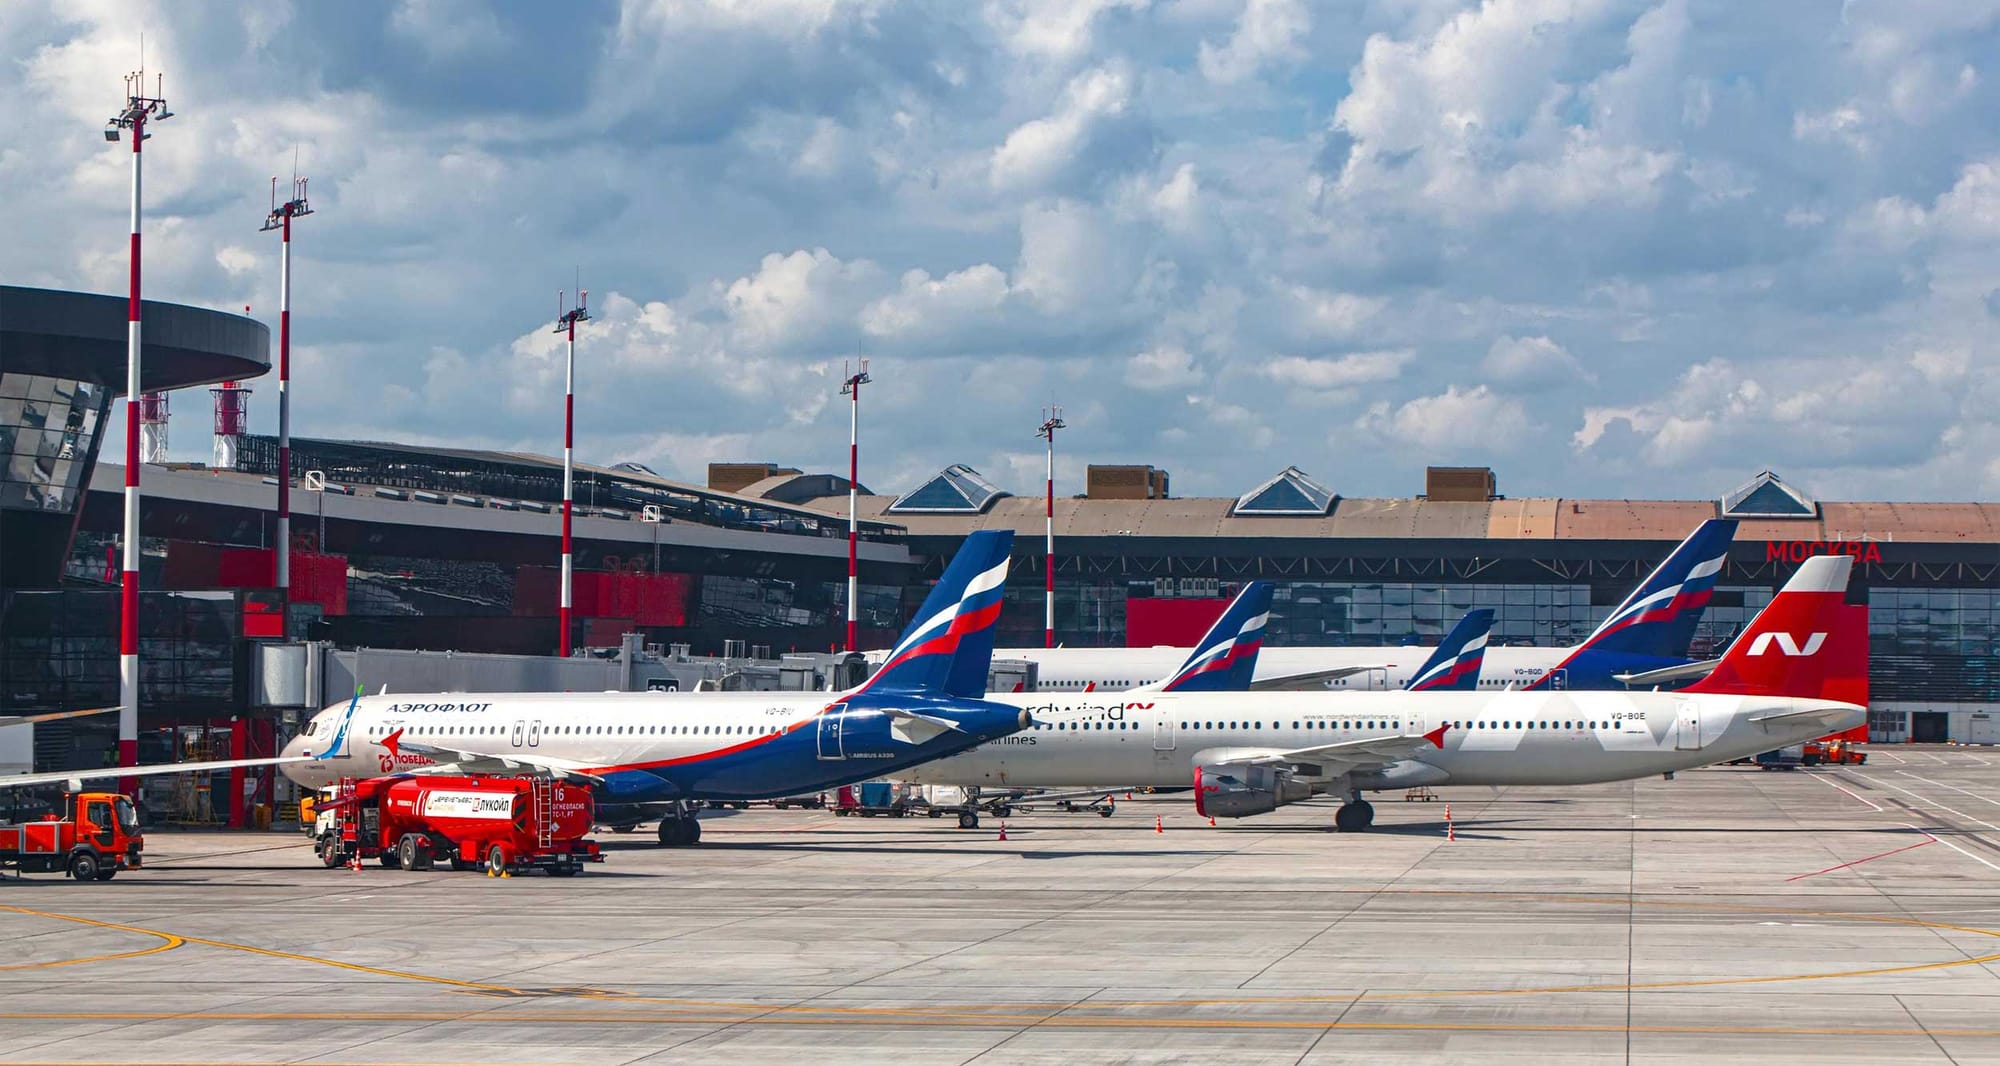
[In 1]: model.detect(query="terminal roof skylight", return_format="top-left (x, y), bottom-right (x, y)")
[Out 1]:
top-left (1721, 470), bottom-right (1817, 518)
top-left (1233, 466), bottom-right (1336, 516)
top-left (888, 464), bottom-right (1010, 514)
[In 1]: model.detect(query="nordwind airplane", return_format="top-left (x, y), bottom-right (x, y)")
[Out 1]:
top-left (988, 518), bottom-right (1738, 693)
top-left (904, 554), bottom-right (1864, 833)
top-left (280, 530), bottom-right (1031, 846)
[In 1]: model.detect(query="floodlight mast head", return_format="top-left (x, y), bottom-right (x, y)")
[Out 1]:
top-left (105, 69), bottom-right (170, 141)
top-left (260, 175), bottom-right (312, 231)
top-left (1038, 404), bottom-right (1065, 647)
top-left (1038, 404), bottom-right (1066, 441)
top-left (554, 289), bottom-right (590, 333)
top-left (840, 358), bottom-right (871, 395)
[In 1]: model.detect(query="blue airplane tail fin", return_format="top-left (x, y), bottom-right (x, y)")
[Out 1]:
top-left (1152, 581), bottom-right (1273, 692)
top-left (1574, 518), bottom-right (1736, 659)
top-left (858, 529), bottom-right (1014, 700)
top-left (1404, 608), bottom-right (1493, 691)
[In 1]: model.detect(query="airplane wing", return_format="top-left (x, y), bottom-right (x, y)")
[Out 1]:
top-left (1208, 725), bottom-right (1451, 775)
top-left (0, 706), bottom-right (119, 727)
top-left (1249, 665), bottom-right (1396, 691)
top-left (0, 756), bottom-right (312, 792)
top-left (392, 737), bottom-right (606, 785)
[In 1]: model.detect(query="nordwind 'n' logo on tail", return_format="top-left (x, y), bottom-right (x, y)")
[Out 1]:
top-left (857, 529), bottom-right (1014, 700)
top-left (1158, 581), bottom-right (1273, 692)
top-left (1405, 608), bottom-right (1494, 692)
top-left (1747, 632), bottom-right (1827, 657)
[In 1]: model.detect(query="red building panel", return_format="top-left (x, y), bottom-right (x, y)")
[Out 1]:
top-left (1125, 596), bottom-right (1229, 648)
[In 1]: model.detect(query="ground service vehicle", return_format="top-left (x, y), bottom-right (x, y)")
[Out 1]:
top-left (0, 791), bottom-right (142, 881)
top-left (1804, 739), bottom-right (1867, 765)
top-left (318, 775), bottom-right (601, 876)
top-left (834, 782), bottom-right (915, 817)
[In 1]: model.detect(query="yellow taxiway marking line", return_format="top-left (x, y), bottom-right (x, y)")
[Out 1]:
top-left (4, 1010), bottom-right (2000, 1038)
top-left (9, 885), bottom-right (2000, 1018)
top-left (0, 904), bottom-right (513, 994)
top-left (0, 906), bottom-right (184, 971)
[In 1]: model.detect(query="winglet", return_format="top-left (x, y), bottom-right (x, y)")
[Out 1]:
top-left (1422, 722), bottom-right (1452, 749)
top-left (1150, 581), bottom-right (1274, 692)
top-left (1404, 608), bottom-right (1493, 691)
top-left (313, 685), bottom-right (364, 760)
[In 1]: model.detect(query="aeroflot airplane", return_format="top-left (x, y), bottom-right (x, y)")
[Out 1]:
top-left (904, 555), bottom-right (1864, 832)
top-left (280, 531), bottom-right (1030, 845)
top-left (987, 519), bottom-right (1738, 693)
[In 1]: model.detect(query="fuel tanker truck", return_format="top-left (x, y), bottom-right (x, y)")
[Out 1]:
top-left (316, 775), bottom-right (600, 876)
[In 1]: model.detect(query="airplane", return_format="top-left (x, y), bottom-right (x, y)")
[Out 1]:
top-left (902, 554), bottom-right (1864, 833)
top-left (280, 529), bottom-right (1033, 846)
top-left (975, 518), bottom-right (1738, 693)
top-left (916, 594), bottom-right (1493, 825)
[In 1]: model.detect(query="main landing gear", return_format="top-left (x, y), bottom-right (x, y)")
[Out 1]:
top-left (657, 801), bottom-right (703, 847)
top-left (1334, 794), bottom-right (1375, 833)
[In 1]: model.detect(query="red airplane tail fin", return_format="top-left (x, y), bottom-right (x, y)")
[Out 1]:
top-left (1684, 555), bottom-right (1863, 702)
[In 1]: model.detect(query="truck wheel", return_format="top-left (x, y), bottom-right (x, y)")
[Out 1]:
top-left (958, 810), bottom-right (979, 830)
top-left (398, 835), bottom-right (427, 872)
top-left (68, 852), bottom-right (101, 882)
top-left (1099, 806), bottom-right (1115, 818)
top-left (486, 844), bottom-right (509, 876)
top-left (318, 836), bottom-right (343, 869)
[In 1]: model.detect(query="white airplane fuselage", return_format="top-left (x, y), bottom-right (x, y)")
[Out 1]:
top-left (992, 646), bottom-right (1580, 692)
top-left (900, 690), bottom-right (1862, 791)
top-left (279, 691), bottom-right (1026, 802)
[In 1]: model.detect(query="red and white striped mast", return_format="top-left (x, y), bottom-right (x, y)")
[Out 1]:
top-left (260, 173), bottom-right (311, 605)
top-left (554, 289), bottom-right (589, 657)
top-left (104, 67), bottom-right (172, 793)
top-left (839, 360), bottom-right (871, 653)
top-left (1037, 405), bottom-right (1065, 648)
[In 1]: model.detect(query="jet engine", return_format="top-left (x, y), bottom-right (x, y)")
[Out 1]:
top-left (1193, 764), bottom-right (1311, 819)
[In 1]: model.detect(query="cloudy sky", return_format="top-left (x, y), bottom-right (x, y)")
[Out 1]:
top-left (5, 1), bottom-right (1999, 503)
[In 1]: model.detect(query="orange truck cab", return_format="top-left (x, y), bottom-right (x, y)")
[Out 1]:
top-left (0, 791), bottom-right (143, 881)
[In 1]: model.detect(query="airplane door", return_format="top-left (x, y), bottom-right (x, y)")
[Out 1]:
top-left (527, 720), bottom-right (541, 748)
top-left (511, 720), bottom-right (525, 748)
top-left (1152, 717), bottom-right (1175, 751)
top-left (1548, 670), bottom-right (1569, 691)
top-left (816, 704), bottom-right (847, 760)
top-left (1675, 701), bottom-right (1700, 750)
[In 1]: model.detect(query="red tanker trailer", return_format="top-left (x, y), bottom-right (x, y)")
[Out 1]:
top-left (315, 775), bottom-right (601, 877)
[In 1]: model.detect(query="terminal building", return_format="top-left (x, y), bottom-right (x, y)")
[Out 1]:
top-left (5, 296), bottom-right (1997, 786)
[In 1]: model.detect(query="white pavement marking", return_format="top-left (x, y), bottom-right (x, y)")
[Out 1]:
top-left (1919, 752), bottom-right (1952, 765)
top-left (1902, 822), bottom-right (2000, 873)
top-left (1872, 751), bottom-right (1907, 763)
top-left (1851, 771), bottom-right (2000, 833)
top-left (1807, 772), bottom-right (1883, 812)
top-left (1896, 771), bottom-right (2000, 810)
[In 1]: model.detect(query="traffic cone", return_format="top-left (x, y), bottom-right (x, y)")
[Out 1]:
top-left (1208, 815), bottom-right (1216, 827)
top-left (1155, 814), bottom-right (1164, 833)
top-left (997, 822), bottom-right (1008, 841)
top-left (1126, 791), bottom-right (1133, 800)
top-left (348, 852), bottom-right (361, 872)
top-left (486, 865), bottom-right (496, 877)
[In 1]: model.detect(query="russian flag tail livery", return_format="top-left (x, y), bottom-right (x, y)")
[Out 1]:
top-left (1685, 555), bottom-right (1861, 701)
top-left (860, 529), bottom-right (1014, 700)
top-left (1156, 581), bottom-right (1274, 692)
top-left (1404, 608), bottom-right (1494, 692)
top-left (1576, 518), bottom-right (1737, 659)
